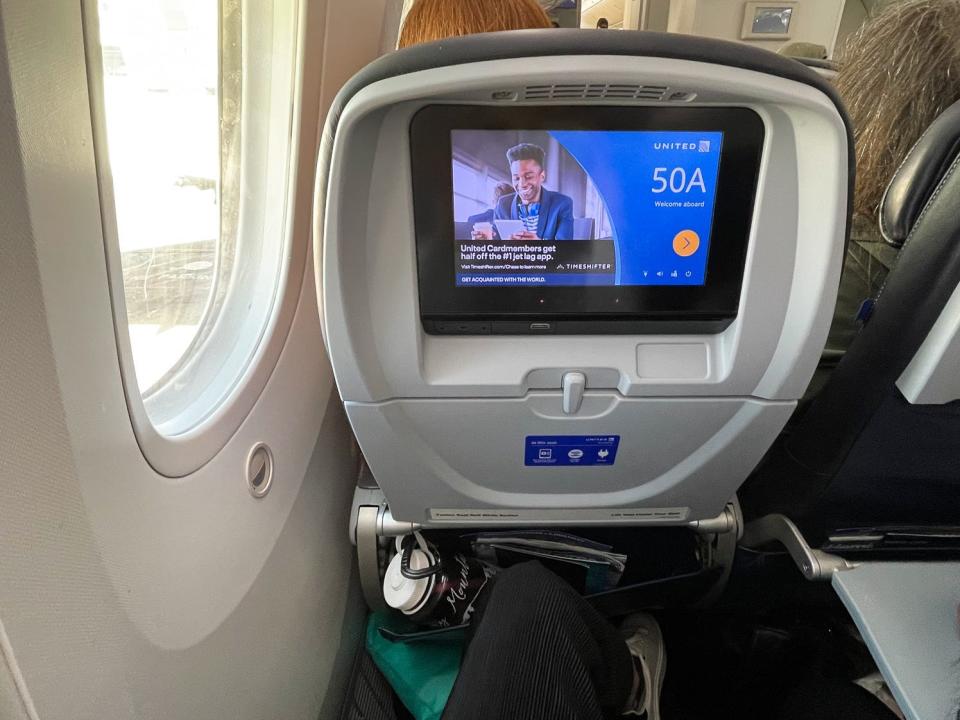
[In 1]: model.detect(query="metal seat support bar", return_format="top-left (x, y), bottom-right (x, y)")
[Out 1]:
top-left (742, 513), bottom-right (855, 581)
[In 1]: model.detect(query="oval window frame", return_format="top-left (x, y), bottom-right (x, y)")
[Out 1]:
top-left (83, 0), bottom-right (308, 477)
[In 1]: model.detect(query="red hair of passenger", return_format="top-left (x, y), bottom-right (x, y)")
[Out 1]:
top-left (398, 0), bottom-right (553, 48)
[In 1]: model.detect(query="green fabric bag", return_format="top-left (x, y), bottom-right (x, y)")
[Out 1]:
top-left (365, 612), bottom-right (465, 720)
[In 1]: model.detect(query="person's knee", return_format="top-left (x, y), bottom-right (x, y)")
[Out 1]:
top-left (484, 561), bottom-right (573, 623)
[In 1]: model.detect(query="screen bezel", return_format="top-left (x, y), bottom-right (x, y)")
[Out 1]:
top-left (410, 104), bottom-right (765, 326)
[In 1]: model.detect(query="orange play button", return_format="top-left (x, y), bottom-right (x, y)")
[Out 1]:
top-left (673, 230), bottom-right (700, 257)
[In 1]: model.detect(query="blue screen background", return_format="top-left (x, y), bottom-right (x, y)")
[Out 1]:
top-left (548, 130), bottom-right (723, 285)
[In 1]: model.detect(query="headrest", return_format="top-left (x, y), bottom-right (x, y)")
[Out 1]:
top-left (323, 29), bottom-right (848, 145)
top-left (881, 101), bottom-right (960, 247)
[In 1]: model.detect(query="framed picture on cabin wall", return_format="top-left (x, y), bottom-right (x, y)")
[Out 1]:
top-left (740, 1), bottom-right (797, 39)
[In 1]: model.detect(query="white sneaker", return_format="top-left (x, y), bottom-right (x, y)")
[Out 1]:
top-left (621, 613), bottom-right (666, 719)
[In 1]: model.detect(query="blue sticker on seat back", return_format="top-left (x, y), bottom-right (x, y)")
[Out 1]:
top-left (525, 435), bottom-right (620, 466)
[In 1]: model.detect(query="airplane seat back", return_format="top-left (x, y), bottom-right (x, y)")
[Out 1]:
top-left (315, 30), bottom-right (852, 527)
top-left (741, 100), bottom-right (960, 540)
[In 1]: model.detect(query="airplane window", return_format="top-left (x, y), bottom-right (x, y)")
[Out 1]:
top-left (96, 1), bottom-right (224, 392)
top-left (89, 0), bottom-right (298, 434)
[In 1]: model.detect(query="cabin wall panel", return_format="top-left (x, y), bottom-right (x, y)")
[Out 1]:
top-left (0, 0), bottom-right (381, 717)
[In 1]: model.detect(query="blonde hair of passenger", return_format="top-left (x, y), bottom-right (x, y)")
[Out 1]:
top-left (398, 0), bottom-right (553, 48)
top-left (835, 0), bottom-right (960, 218)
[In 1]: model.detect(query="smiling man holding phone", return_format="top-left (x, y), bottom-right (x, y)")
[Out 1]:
top-left (492, 143), bottom-right (574, 241)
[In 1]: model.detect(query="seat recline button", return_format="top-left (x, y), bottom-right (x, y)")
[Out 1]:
top-left (562, 371), bottom-right (587, 414)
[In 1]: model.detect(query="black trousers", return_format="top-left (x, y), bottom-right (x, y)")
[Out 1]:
top-left (343, 561), bottom-right (634, 720)
top-left (442, 561), bottom-right (633, 719)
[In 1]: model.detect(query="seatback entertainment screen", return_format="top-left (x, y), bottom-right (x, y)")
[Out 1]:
top-left (409, 105), bottom-right (764, 334)
top-left (451, 130), bottom-right (722, 287)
